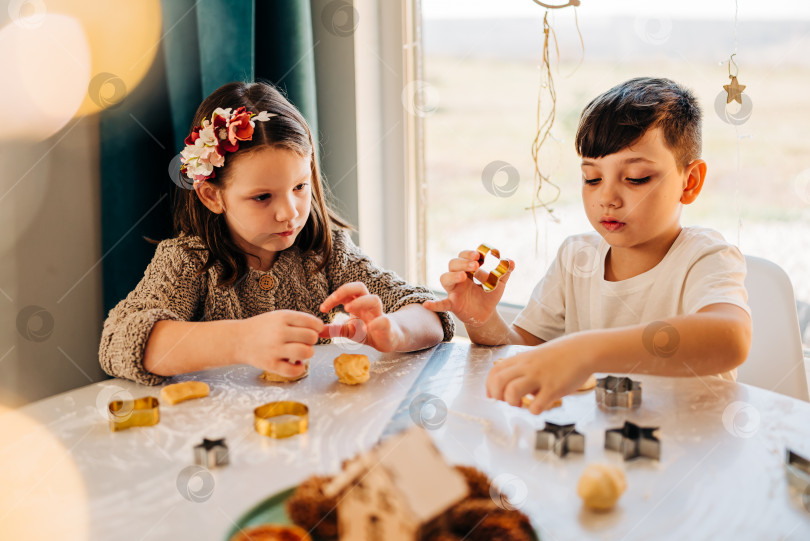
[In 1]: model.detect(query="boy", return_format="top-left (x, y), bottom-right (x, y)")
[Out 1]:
top-left (424, 77), bottom-right (752, 414)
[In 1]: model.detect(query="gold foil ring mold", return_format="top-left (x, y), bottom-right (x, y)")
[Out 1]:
top-left (254, 401), bottom-right (309, 439)
top-left (467, 244), bottom-right (510, 292)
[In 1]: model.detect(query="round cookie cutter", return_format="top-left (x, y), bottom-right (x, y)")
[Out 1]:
top-left (254, 401), bottom-right (309, 438)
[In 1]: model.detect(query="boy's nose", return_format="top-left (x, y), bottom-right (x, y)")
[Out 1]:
top-left (599, 182), bottom-right (622, 208)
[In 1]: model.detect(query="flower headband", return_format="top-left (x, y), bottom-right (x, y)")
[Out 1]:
top-left (180, 106), bottom-right (275, 185)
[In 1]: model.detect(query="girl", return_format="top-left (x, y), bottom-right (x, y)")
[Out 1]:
top-left (99, 81), bottom-right (453, 385)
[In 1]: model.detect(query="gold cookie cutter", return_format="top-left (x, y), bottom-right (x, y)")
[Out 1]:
top-left (254, 401), bottom-right (309, 438)
top-left (108, 396), bottom-right (160, 432)
top-left (467, 244), bottom-right (510, 292)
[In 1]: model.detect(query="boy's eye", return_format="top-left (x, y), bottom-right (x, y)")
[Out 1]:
top-left (626, 176), bottom-right (651, 184)
top-left (253, 193), bottom-right (270, 202)
top-left (583, 178), bottom-right (601, 185)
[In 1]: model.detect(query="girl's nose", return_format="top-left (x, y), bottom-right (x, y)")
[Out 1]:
top-left (274, 194), bottom-right (299, 222)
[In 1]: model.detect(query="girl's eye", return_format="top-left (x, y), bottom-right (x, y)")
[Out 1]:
top-left (627, 176), bottom-right (651, 184)
top-left (294, 183), bottom-right (309, 191)
top-left (583, 178), bottom-right (601, 185)
top-left (253, 194), bottom-right (270, 202)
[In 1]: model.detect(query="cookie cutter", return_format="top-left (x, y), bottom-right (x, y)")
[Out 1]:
top-left (785, 449), bottom-right (810, 498)
top-left (596, 376), bottom-right (642, 410)
top-left (467, 244), bottom-right (510, 292)
top-left (254, 401), bottom-right (309, 438)
top-left (194, 438), bottom-right (229, 468)
top-left (108, 396), bottom-right (160, 432)
top-left (605, 421), bottom-right (660, 461)
top-left (535, 422), bottom-right (585, 457)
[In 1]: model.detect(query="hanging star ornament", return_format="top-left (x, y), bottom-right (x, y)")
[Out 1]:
top-left (724, 75), bottom-right (746, 105)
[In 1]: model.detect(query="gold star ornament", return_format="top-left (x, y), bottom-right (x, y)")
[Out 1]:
top-left (724, 75), bottom-right (746, 105)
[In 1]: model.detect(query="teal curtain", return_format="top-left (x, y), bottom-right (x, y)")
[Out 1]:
top-left (100, 0), bottom-right (319, 314)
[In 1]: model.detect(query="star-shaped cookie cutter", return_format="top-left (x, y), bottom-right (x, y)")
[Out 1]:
top-left (605, 421), bottom-right (660, 461)
top-left (785, 449), bottom-right (810, 503)
top-left (194, 438), bottom-right (229, 468)
top-left (595, 376), bottom-right (642, 410)
top-left (467, 244), bottom-right (510, 292)
top-left (535, 422), bottom-right (585, 457)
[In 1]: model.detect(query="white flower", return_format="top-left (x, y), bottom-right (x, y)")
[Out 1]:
top-left (212, 107), bottom-right (232, 120)
top-left (184, 158), bottom-right (213, 179)
top-left (198, 122), bottom-right (217, 146)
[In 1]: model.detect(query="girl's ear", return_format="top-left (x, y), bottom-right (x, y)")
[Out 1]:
top-left (681, 159), bottom-right (706, 205)
top-left (195, 181), bottom-right (225, 214)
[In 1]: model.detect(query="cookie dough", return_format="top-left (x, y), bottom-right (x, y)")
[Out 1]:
top-left (521, 394), bottom-right (562, 410)
top-left (577, 462), bottom-right (626, 511)
top-left (333, 354), bottom-right (370, 385)
top-left (260, 362), bottom-right (309, 383)
top-left (159, 381), bottom-right (210, 405)
top-left (578, 374), bottom-right (597, 391)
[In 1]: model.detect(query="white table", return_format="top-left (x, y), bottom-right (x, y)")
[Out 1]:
top-left (2, 343), bottom-right (809, 540)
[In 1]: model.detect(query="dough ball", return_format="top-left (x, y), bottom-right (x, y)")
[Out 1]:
top-left (521, 394), bottom-right (562, 411)
top-left (577, 463), bottom-right (626, 511)
top-left (333, 354), bottom-right (370, 385)
top-left (260, 362), bottom-right (309, 383)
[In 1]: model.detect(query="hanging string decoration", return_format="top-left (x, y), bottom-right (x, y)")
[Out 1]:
top-left (529, 0), bottom-right (583, 225)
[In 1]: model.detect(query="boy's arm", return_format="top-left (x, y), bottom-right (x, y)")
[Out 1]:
top-left (465, 314), bottom-right (545, 347)
top-left (586, 303), bottom-right (751, 377)
top-left (488, 303), bottom-right (751, 413)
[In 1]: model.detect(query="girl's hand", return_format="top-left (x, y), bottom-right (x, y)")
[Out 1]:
top-left (318, 282), bottom-right (405, 352)
top-left (423, 249), bottom-right (515, 327)
top-left (236, 310), bottom-right (324, 378)
top-left (486, 333), bottom-right (596, 414)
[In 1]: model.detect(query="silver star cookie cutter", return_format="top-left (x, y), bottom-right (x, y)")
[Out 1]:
top-left (535, 422), bottom-right (585, 458)
top-left (596, 375), bottom-right (642, 410)
top-left (605, 421), bottom-right (660, 461)
top-left (785, 448), bottom-right (810, 511)
top-left (194, 438), bottom-right (229, 468)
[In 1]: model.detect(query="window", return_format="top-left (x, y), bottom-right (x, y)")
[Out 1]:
top-left (420, 0), bottom-right (810, 346)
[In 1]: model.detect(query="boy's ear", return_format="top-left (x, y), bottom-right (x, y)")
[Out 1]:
top-left (681, 159), bottom-right (706, 205)
top-left (195, 181), bottom-right (225, 214)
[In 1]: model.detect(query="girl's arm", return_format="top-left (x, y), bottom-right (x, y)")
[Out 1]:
top-left (143, 310), bottom-right (324, 379)
top-left (143, 319), bottom-right (241, 376)
top-left (385, 303), bottom-right (444, 351)
top-left (319, 283), bottom-right (444, 352)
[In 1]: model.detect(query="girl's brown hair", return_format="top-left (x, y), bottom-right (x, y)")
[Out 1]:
top-left (172, 81), bottom-right (350, 288)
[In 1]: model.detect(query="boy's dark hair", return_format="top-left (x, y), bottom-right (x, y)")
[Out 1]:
top-left (172, 81), bottom-right (350, 288)
top-left (575, 77), bottom-right (702, 170)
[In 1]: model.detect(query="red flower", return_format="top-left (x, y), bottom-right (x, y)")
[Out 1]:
top-left (228, 108), bottom-right (255, 145)
top-left (184, 127), bottom-right (200, 146)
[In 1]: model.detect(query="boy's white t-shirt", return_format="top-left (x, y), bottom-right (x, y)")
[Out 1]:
top-left (513, 226), bottom-right (750, 381)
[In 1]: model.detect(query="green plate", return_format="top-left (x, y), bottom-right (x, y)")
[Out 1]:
top-left (226, 486), bottom-right (307, 540)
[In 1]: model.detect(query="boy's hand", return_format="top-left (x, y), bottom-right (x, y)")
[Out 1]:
top-left (318, 282), bottom-right (405, 352)
top-left (486, 334), bottom-right (596, 414)
top-left (237, 309), bottom-right (323, 378)
top-left (423, 249), bottom-right (515, 327)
